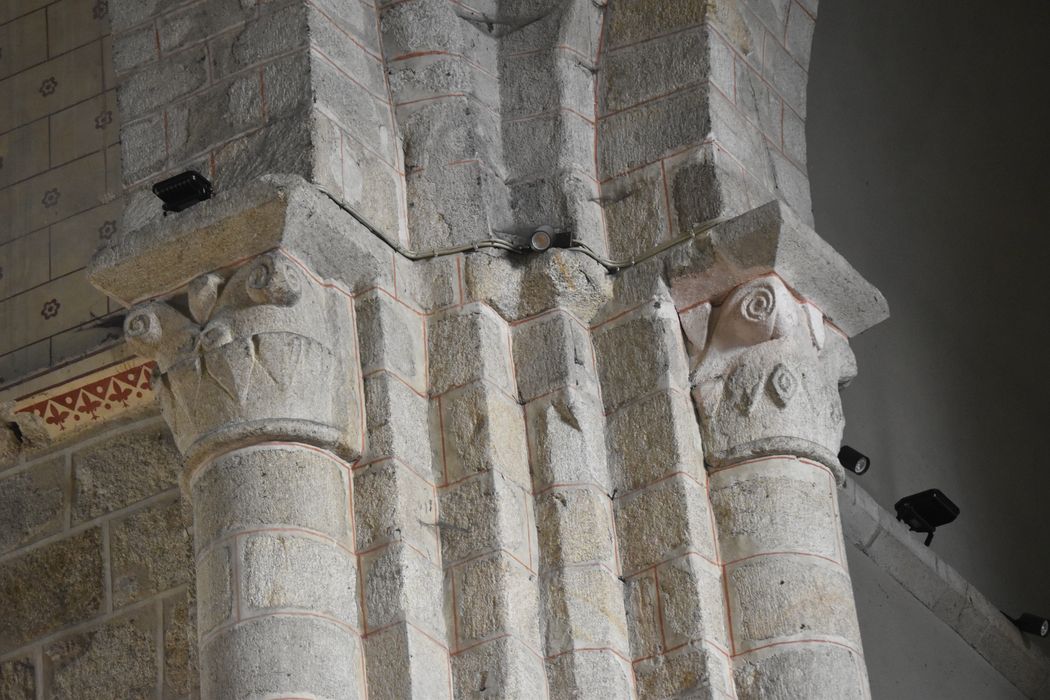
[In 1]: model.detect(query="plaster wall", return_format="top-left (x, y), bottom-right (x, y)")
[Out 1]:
top-left (809, 0), bottom-right (1050, 654)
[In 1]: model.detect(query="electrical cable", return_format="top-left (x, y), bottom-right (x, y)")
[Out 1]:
top-left (316, 187), bottom-right (728, 274)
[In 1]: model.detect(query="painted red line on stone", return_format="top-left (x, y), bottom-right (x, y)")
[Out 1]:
top-left (732, 637), bottom-right (864, 659)
top-left (503, 106), bottom-right (595, 127)
top-left (306, 0), bottom-right (384, 63)
top-left (599, 138), bottom-right (716, 185)
top-left (614, 468), bottom-right (707, 502)
top-left (723, 550), bottom-right (846, 571)
top-left (196, 526), bottom-right (355, 566)
top-left (362, 367), bottom-right (427, 399)
top-left (598, 79), bottom-right (706, 121)
top-left (533, 481), bottom-right (609, 498)
top-left (722, 562), bottom-right (737, 655)
top-left (356, 535), bottom-right (432, 566)
top-left (388, 49), bottom-right (497, 80)
top-left (352, 454), bottom-right (437, 489)
top-left (455, 255), bottom-right (465, 306)
top-left (547, 646), bottom-right (633, 666)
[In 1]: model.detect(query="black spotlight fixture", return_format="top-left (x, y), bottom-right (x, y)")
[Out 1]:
top-left (1003, 613), bottom-right (1050, 638)
top-left (526, 225), bottom-right (572, 252)
top-left (152, 170), bottom-right (213, 213)
top-left (894, 489), bottom-right (959, 546)
top-left (838, 445), bottom-right (870, 476)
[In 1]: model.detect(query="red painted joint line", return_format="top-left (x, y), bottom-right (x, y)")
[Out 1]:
top-left (195, 525), bottom-right (355, 567)
top-left (546, 646), bottom-right (633, 666)
top-left (722, 550), bottom-right (846, 572)
top-left (306, 0), bottom-right (384, 64)
top-left (731, 637), bottom-right (863, 659)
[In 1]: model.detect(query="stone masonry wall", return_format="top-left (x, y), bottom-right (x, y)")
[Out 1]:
top-left (0, 415), bottom-right (196, 699)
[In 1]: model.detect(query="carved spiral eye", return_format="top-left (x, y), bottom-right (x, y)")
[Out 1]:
top-left (740, 285), bottom-right (776, 323)
top-left (124, 309), bottom-right (162, 346)
top-left (246, 255), bottom-right (302, 306)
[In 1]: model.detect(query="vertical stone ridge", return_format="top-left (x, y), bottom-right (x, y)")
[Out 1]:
top-left (592, 297), bottom-right (734, 698)
top-left (427, 302), bottom-right (550, 697)
top-left (514, 309), bottom-right (634, 697)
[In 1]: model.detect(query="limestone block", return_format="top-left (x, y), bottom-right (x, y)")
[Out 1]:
top-left (361, 542), bottom-right (445, 638)
top-left (535, 487), bottom-right (616, 569)
top-left (606, 389), bottom-right (705, 493)
top-left (110, 496), bottom-right (193, 608)
top-left (600, 26), bottom-right (708, 115)
top-left (44, 608), bottom-right (157, 700)
top-left (614, 473), bottom-right (717, 575)
top-left (0, 456), bottom-right (65, 554)
top-left (0, 657), bottom-right (34, 700)
top-left (453, 553), bottom-right (541, 648)
top-left (395, 255), bottom-right (459, 314)
top-left (364, 622), bottom-right (452, 700)
top-left (208, 3), bottom-right (308, 79)
top-left (120, 112), bottom-right (166, 185)
top-left (241, 532), bottom-right (359, 630)
top-left (427, 305), bottom-right (513, 397)
top-left (437, 382), bottom-right (529, 490)
top-left (634, 642), bottom-right (734, 699)
top-left (658, 553), bottom-right (729, 651)
top-left (405, 159), bottom-right (510, 250)
top-left (539, 565), bottom-right (629, 657)
top-left (601, 162), bottom-right (671, 263)
top-left (196, 542), bottom-right (233, 637)
top-left (379, 0), bottom-right (479, 56)
top-left (863, 506), bottom-right (947, 609)
top-left (709, 457), bottom-right (840, 563)
top-left (624, 570), bottom-right (663, 660)
top-left (593, 303), bottom-right (690, 414)
top-left (117, 45), bottom-right (209, 120)
top-left (363, 373), bottom-right (434, 478)
top-left (355, 292), bottom-right (426, 391)
top-left (500, 51), bottom-right (592, 120)
top-left (201, 615), bottom-right (363, 700)
top-left (726, 555), bottom-right (861, 650)
top-left (525, 389), bottom-right (610, 492)
top-left (191, 446), bottom-right (352, 550)
top-left (452, 637), bottom-right (547, 698)
top-left (603, 0), bottom-right (708, 48)
top-left (311, 0), bottom-right (381, 55)
top-left (0, 529), bottom-right (104, 655)
top-left (163, 592), bottom-right (198, 699)
top-left (438, 471), bottom-right (530, 567)
top-left (354, 460), bottom-right (439, 561)
top-left (546, 650), bottom-right (634, 700)
top-left (733, 643), bottom-right (868, 700)
top-left (512, 312), bottom-right (596, 403)
top-left (165, 72), bottom-right (264, 166)
top-left (72, 422), bottom-right (180, 523)
top-left (339, 129), bottom-right (407, 241)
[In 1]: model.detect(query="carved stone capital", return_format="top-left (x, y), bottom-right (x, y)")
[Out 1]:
top-left (691, 276), bottom-right (856, 479)
top-left (124, 252), bottom-right (361, 468)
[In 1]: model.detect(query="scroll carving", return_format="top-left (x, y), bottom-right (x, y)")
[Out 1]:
top-left (123, 253), bottom-right (361, 467)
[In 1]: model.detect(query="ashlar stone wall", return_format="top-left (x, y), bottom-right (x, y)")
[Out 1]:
top-left (0, 417), bottom-right (197, 699)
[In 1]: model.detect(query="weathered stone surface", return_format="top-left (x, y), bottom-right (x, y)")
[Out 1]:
top-left (45, 608), bottom-right (157, 700)
top-left (525, 389), bottom-right (610, 492)
top-left (454, 553), bottom-right (541, 647)
top-left (427, 305), bottom-right (513, 397)
top-left (624, 570), bottom-right (663, 660)
top-left (512, 312), bottom-right (596, 403)
top-left (354, 460), bottom-right (439, 561)
top-left (72, 422), bottom-right (180, 523)
top-left (545, 650), bottom-right (634, 700)
top-left (110, 496), bottom-right (193, 607)
top-left (535, 487), bottom-right (615, 569)
top-left (361, 542), bottom-right (444, 638)
top-left (191, 446), bottom-right (351, 550)
top-left (658, 554), bottom-right (729, 650)
top-left (734, 644), bottom-right (868, 700)
top-left (196, 542), bottom-right (233, 637)
top-left (451, 636), bottom-right (546, 699)
top-left (634, 642), bottom-right (734, 699)
top-left (201, 615), bottom-right (363, 700)
top-left (362, 373), bottom-right (435, 479)
top-left (438, 382), bottom-right (529, 490)
top-left (364, 623), bottom-right (451, 700)
top-left (0, 528), bottom-right (104, 655)
top-left (163, 591), bottom-right (198, 699)
top-left (242, 532), bottom-right (359, 629)
top-left (727, 555), bottom-right (861, 649)
top-left (539, 565), bottom-right (629, 656)
top-left (710, 457), bottom-right (840, 563)
top-left (355, 292), bottom-right (426, 390)
top-left (438, 471), bottom-right (530, 567)
top-left (0, 657), bottom-right (35, 700)
top-left (0, 456), bottom-right (65, 554)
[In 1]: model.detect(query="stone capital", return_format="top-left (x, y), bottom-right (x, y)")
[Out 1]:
top-left (123, 251), bottom-right (362, 470)
top-left (691, 275), bottom-right (856, 479)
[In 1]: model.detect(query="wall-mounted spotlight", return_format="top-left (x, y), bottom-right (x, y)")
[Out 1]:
top-left (1003, 613), bottom-right (1050, 638)
top-left (525, 225), bottom-right (572, 253)
top-left (838, 445), bottom-right (870, 475)
top-left (153, 170), bottom-right (213, 213)
top-left (894, 489), bottom-right (959, 546)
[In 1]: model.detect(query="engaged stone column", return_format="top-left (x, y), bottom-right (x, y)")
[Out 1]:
top-left (124, 252), bottom-right (365, 699)
top-left (692, 276), bottom-right (870, 699)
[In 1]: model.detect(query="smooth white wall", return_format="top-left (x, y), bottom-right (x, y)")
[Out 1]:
top-left (809, 0), bottom-right (1050, 662)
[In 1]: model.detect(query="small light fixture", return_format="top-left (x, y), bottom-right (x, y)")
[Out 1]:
top-left (894, 489), bottom-right (959, 546)
top-left (526, 225), bottom-right (572, 252)
top-left (152, 170), bottom-right (213, 213)
top-left (838, 445), bottom-right (870, 476)
top-left (1003, 613), bottom-right (1050, 638)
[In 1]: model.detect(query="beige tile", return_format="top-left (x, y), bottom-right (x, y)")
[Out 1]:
top-left (47, 0), bottom-right (109, 57)
top-left (0, 228), bottom-right (49, 299)
top-left (0, 0), bottom-right (50, 26)
top-left (50, 89), bottom-right (118, 166)
top-left (50, 199), bottom-right (121, 277)
top-left (0, 9), bottom-right (48, 80)
top-left (104, 141), bottom-right (121, 200)
top-left (50, 315), bottom-right (121, 364)
top-left (0, 339), bottom-right (50, 388)
top-left (0, 270), bottom-right (108, 355)
top-left (0, 117), bottom-right (49, 188)
top-left (0, 151), bottom-right (108, 244)
top-left (101, 34), bottom-right (115, 91)
top-left (0, 41), bottom-right (103, 133)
